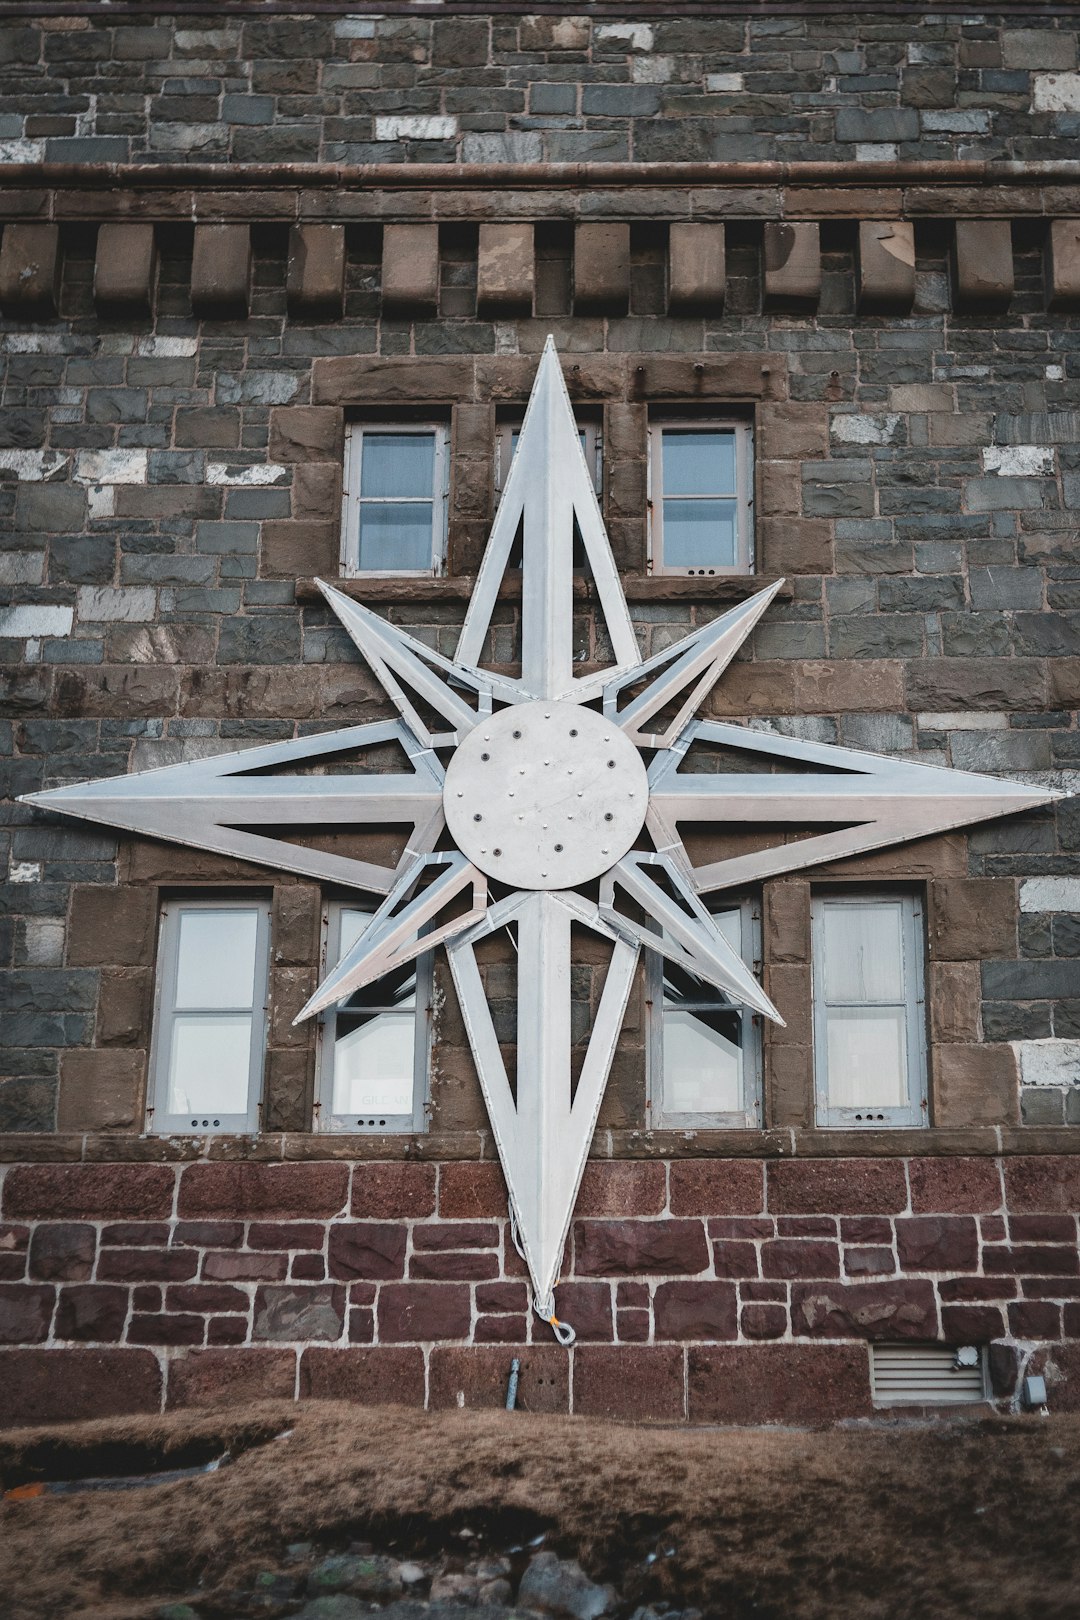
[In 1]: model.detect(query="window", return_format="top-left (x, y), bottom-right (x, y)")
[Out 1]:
top-left (148, 897), bottom-right (270, 1134)
top-left (495, 419), bottom-right (602, 495)
top-left (314, 901), bottom-right (431, 1132)
top-left (648, 420), bottom-right (753, 575)
top-left (341, 424), bottom-right (448, 575)
top-left (647, 899), bottom-right (762, 1128)
top-left (811, 892), bottom-right (928, 1129)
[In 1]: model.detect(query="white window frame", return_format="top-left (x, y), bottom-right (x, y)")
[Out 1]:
top-left (340, 422), bottom-right (449, 577)
top-left (647, 418), bottom-right (754, 576)
top-left (314, 899), bottom-right (432, 1133)
top-left (147, 896), bottom-right (270, 1136)
top-left (494, 418), bottom-right (602, 496)
top-left (811, 890), bottom-right (928, 1130)
top-left (646, 897), bottom-right (763, 1129)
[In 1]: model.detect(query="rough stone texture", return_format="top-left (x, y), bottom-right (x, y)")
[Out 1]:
top-left (857, 221), bottom-right (915, 314)
top-left (763, 222), bottom-right (820, 312)
top-left (94, 223), bottom-right (157, 315)
top-left (574, 224), bottom-right (630, 315)
top-left (287, 225), bottom-right (345, 316)
top-left (1046, 219), bottom-right (1080, 311)
top-left (0, 224), bottom-right (60, 315)
top-left (191, 224), bottom-right (251, 315)
top-left (381, 224), bottom-right (439, 314)
top-left (668, 223), bottom-right (725, 314)
top-left (953, 220), bottom-right (1015, 314)
top-left (476, 223), bottom-right (534, 315)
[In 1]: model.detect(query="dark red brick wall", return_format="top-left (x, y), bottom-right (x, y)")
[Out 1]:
top-left (2, 1155), bottom-right (1079, 1425)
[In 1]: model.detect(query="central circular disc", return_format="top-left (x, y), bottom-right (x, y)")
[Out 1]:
top-left (443, 700), bottom-right (649, 890)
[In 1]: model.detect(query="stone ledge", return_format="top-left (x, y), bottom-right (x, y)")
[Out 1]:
top-left (294, 573), bottom-right (793, 605)
top-left (3, 1127), bottom-right (1079, 1165)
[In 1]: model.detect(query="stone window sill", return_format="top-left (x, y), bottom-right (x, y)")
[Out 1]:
top-left (295, 573), bottom-right (792, 605)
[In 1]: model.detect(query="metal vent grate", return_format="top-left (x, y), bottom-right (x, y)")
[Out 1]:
top-left (871, 1344), bottom-right (986, 1407)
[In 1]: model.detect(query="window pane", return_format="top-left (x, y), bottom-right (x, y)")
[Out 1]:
top-left (174, 909), bottom-right (258, 1010)
top-left (360, 432), bottom-right (434, 499)
top-left (168, 1013), bottom-right (253, 1115)
top-left (662, 498), bottom-right (737, 568)
top-left (822, 902), bottom-right (906, 1003)
top-left (663, 1008), bottom-right (743, 1114)
top-left (332, 1010), bottom-right (415, 1117)
top-left (825, 1006), bottom-right (908, 1108)
top-left (338, 907), bottom-right (370, 959)
top-left (358, 503), bottom-right (434, 571)
top-left (662, 430), bottom-right (736, 496)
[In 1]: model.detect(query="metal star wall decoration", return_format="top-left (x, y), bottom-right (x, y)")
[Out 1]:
top-left (25, 337), bottom-right (1058, 1343)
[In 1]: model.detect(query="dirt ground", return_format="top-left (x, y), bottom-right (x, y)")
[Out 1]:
top-left (1, 1401), bottom-right (1078, 1620)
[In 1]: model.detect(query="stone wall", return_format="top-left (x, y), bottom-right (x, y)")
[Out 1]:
top-left (2, 1154), bottom-right (1078, 1423)
top-left (1, 11), bottom-right (1079, 166)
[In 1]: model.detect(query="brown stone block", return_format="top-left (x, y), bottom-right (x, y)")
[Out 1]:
top-left (792, 1277), bottom-right (937, 1340)
top-left (763, 222), bottom-right (820, 313)
top-left (287, 223), bottom-right (345, 315)
top-left (52, 665), bottom-right (183, 719)
top-left (896, 1214), bottom-right (979, 1272)
top-left (576, 1160), bottom-right (665, 1217)
top-left (574, 1345), bottom-right (685, 1420)
top-left (688, 1342), bottom-right (871, 1423)
top-left (313, 354), bottom-right (474, 407)
top-left (264, 1047), bottom-right (310, 1135)
top-left (115, 486), bottom-right (222, 520)
top-left (327, 1222), bottom-right (407, 1281)
top-left (352, 1162), bottom-right (437, 1219)
top-left (669, 1160), bottom-right (764, 1217)
top-left (28, 1224), bottom-right (95, 1283)
top-left (382, 222), bottom-right (439, 314)
top-left (1047, 219), bottom-right (1080, 312)
top-left (438, 1161), bottom-right (508, 1219)
top-left (428, 1345), bottom-right (564, 1411)
top-left (3, 1164), bottom-right (173, 1221)
top-left (764, 964), bottom-right (812, 1046)
top-left (272, 885), bottom-right (320, 969)
top-left (1004, 1155), bottom-right (1080, 1214)
top-left (377, 1281), bottom-right (471, 1341)
top-left (54, 1284), bottom-right (129, 1343)
top-left (768, 1159), bottom-right (907, 1216)
top-left (857, 221), bottom-right (915, 315)
top-left (758, 400), bottom-right (829, 462)
top-left (269, 407), bottom-right (343, 464)
top-left (765, 1043), bottom-right (813, 1129)
top-left (191, 223), bottom-right (251, 315)
top-left (573, 1219), bottom-right (709, 1278)
top-left (68, 884), bottom-right (157, 968)
top-left (761, 1239), bottom-right (841, 1279)
top-left (907, 658), bottom-right (1046, 713)
top-left (178, 1162), bottom-right (349, 1220)
top-left (935, 1044), bottom-right (1018, 1128)
top-left (798, 659), bottom-right (906, 714)
top-left (668, 222), bottom-right (725, 314)
top-left (0, 1283), bottom-right (55, 1345)
top-left (930, 961), bottom-right (981, 1044)
top-left (0, 223), bottom-right (60, 315)
top-left (259, 519), bottom-right (338, 580)
top-left (0, 1348), bottom-right (162, 1424)
top-left (300, 1344), bottom-right (425, 1405)
top-left (58, 1050), bottom-right (143, 1132)
top-left (174, 408), bottom-right (240, 450)
top-left (952, 219), bottom-right (1014, 314)
top-left (292, 461), bottom-right (342, 522)
top-left (476, 222), bottom-right (534, 314)
top-left (96, 968), bottom-right (152, 1048)
top-left (633, 352), bottom-right (783, 403)
top-left (654, 1279), bottom-right (737, 1340)
top-left (758, 461), bottom-right (802, 519)
top-left (166, 1348), bottom-right (295, 1408)
top-left (931, 878), bottom-right (1016, 961)
top-left (574, 222), bottom-right (630, 314)
top-left (764, 880), bottom-right (810, 965)
top-left (94, 222), bottom-right (157, 314)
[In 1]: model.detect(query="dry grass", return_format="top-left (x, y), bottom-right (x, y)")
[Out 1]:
top-left (1, 1402), bottom-right (1079, 1620)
